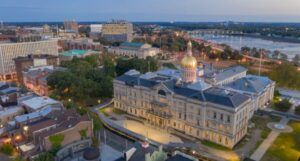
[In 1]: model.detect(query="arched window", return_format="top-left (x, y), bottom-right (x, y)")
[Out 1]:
top-left (158, 89), bottom-right (166, 96)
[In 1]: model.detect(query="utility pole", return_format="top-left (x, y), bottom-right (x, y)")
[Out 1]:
top-left (258, 50), bottom-right (263, 76)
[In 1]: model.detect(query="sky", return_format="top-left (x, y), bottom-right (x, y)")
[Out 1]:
top-left (0, 0), bottom-right (300, 22)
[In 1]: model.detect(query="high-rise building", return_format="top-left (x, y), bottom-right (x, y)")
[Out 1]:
top-left (90, 24), bottom-right (102, 33)
top-left (0, 39), bottom-right (58, 80)
top-left (102, 20), bottom-right (133, 42)
top-left (64, 20), bottom-right (79, 33)
top-left (89, 24), bottom-right (102, 40)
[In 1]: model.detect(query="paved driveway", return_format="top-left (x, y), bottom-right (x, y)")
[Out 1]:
top-left (114, 119), bottom-right (183, 144)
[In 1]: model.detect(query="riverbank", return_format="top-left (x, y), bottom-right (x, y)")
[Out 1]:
top-left (243, 33), bottom-right (300, 44)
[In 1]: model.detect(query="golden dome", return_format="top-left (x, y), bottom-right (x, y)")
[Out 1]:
top-left (181, 55), bottom-right (197, 68)
top-left (181, 41), bottom-right (197, 68)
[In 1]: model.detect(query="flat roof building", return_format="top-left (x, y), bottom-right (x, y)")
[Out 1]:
top-left (0, 39), bottom-right (58, 81)
top-left (108, 42), bottom-right (160, 59)
top-left (102, 20), bottom-right (133, 42)
top-left (64, 20), bottom-right (78, 33)
top-left (20, 96), bottom-right (61, 112)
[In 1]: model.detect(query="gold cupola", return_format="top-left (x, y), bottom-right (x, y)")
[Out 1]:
top-left (181, 41), bottom-right (197, 69)
top-left (181, 41), bottom-right (198, 83)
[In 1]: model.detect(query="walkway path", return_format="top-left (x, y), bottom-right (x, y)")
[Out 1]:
top-left (250, 117), bottom-right (289, 161)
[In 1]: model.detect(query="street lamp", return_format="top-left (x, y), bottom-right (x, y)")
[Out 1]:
top-left (23, 126), bottom-right (28, 131)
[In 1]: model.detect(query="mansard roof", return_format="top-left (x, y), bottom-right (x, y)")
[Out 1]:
top-left (115, 74), bottom-right (250, 108)
top-left (225, 74), bottom-right (273, 94)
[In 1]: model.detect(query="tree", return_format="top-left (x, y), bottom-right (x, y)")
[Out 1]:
top-left (241, 46), bottom-right (251, 53)
top-left (293, 54), bottom-right (300, 66)
top-left (103, 56), bottom-right (116, 77)
top-left (269, 63), bottom-right (300, 90)
top-left (79, 129), bottom-right (88, 139)
top-left (295, 105), bottom-right (300, 115)
top-left (162, 63), bottom-right (177, 69)
top-left (33, 152), bottom-right (54, 161)
top-left (12, 156), bottom-right (26, 161)
top-left (49, 134), bottom-right (64, 149)
top-left (220, 46), bottom-right (232, 60)
top-left (0, 144), bottom-right (14, 156)
top-left (115, 57), bottom-right (158, 76)
top-left (48, 55), bottom-right (114, 105)
top-left (273, 99), bottom-right (292, 112)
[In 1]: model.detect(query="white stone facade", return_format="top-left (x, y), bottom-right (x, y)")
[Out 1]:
top-left (108, 44), bottom-right (160, 59)
top-left (113, 79), bottom-right (251, 148)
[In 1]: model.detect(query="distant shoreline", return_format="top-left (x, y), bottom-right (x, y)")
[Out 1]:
top-left (235, 34), bottom-right (300, 44)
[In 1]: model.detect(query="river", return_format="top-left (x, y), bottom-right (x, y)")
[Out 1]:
top-left (191, 34), bottom-right (300, 59)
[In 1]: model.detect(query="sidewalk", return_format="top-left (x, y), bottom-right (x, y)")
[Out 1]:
top-left (250, 117), bottom-right (289, 161)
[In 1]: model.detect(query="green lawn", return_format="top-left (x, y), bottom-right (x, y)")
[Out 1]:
top-left (234, 115), bottom-right (281, 155)
top-left (99, 107), bottom-right (110, 117)
top-left (261, 121), bottom-right (300, 161)
top-left (252, 115), bottom-right (280, 139)
top-left (200, 140), bottom-right (231, 151)
top-left (112, 108), bottom-right (126, 115)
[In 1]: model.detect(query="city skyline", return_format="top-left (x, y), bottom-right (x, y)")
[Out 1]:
top-left (1, 0), bottom-right (300, 22)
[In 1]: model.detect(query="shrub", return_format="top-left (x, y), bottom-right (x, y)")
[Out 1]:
top-left (295, 105), bottom-right (300, 115)
top-left (272, 99), bottom-right (292, 112)
top-left (0, 144), bottom-right (14, 156)
top-left (49, 134), bottom-right (64, 149)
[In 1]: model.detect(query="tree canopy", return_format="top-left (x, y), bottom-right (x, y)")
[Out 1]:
top-left (48, 54), bottom-right (114, 106)
top-left (269, 63), bottom-right (300, 90)
top-left (115, 57), bottom-right (158, 76)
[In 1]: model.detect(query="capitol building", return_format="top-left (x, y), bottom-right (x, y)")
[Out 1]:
top-left (113, 41), bottom-right (275, 148)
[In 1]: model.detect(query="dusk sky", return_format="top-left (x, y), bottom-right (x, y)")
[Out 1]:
top-left (1, 0), bottom-right (300, 22)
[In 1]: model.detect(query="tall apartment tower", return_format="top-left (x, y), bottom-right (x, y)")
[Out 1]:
top-left (101, 20), bottom-right (133, 42)
top-left (64, 20), bottom-right (79, 33)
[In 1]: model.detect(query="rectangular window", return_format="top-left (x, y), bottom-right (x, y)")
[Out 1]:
top-left (213, 112), bottom-right (217, 119)
top-left (220, 114), bottom-right (223, 121)
top-left (227, 116), bottom-right (231, 123)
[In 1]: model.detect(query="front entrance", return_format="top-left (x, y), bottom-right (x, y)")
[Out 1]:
top-left (147, 114), bottom-right (169, 129)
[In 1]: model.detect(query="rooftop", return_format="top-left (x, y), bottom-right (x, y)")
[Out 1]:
top-left (166, 154), bottom-right (197, 161)
top-left (115, 72), bottom-right (250, 108)
top-left (203, 87), bottom-right (250, 108)
top-left (60, 50), bottom-right (88, 57)
top-left (37, 109), bottom-right (90, 139)
top-left (115, 142), bottom-right (157, 161)
top-left (120, 42), bottom-right (145, 48)
top-left (21, 97), bottom-right (60, 111)
top-left (0, 106), bottom-right (23, 117)
top-left (225, 74), bottom-right (273, 94)
top-left (13, 54), bottom-right (58, 61)
top-left (15, 106), bottom-right (53, 123)
top-left (206, 65), bottom-right (247, 83)
top-left (0, 87), bottom-right (19, 95)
